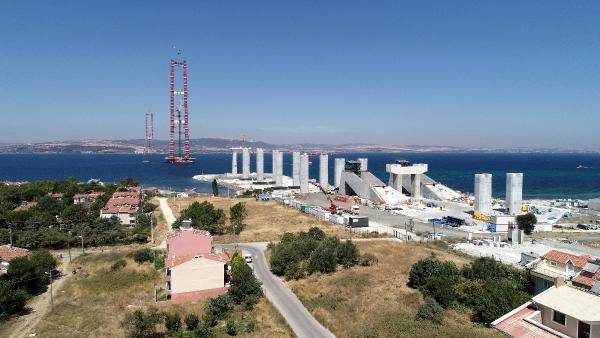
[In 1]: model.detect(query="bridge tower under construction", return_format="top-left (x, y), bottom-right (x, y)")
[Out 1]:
top-left (167, 51), bottom-right (193, 163)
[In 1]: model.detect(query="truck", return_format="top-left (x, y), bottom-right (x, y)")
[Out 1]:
top-left (351, 205), bottom-right (360, 215)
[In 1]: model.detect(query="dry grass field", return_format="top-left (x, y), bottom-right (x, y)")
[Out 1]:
top-left (169, 196), bottom-right (351, 243)
top-left (287, 240), bottom-right (503, 338)
top-left (14, 250), bottom-right (293, 338)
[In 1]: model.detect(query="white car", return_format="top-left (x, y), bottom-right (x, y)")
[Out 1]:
top-left (244, 254), bottom-right (252, 263)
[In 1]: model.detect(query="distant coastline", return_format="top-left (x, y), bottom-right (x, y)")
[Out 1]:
top-left (0, 138), bottom-right (598, 155)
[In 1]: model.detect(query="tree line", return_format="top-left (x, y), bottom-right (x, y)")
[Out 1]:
top-left (173, 201), bottom-right (247, 236)
top-left (0, 178), bottom-right (155, 250)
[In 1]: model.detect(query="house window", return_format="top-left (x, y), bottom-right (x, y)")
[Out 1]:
top-left (566, 261), bottom-right (574, 274)
top-left (552, 310), bottom-right (566, 325)
top-left (549, 261), bottom-right (558, 267)
top-left (544, 280), bottom-right (553, 289)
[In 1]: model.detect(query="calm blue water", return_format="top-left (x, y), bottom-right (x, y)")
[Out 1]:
top-left (0, 153), bottom-right (599, 200)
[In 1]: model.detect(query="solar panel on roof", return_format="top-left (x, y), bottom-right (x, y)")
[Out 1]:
top-left (591, 281), bottom-right (600, 295)
top-left (583, 262), bottom-right (600, 274)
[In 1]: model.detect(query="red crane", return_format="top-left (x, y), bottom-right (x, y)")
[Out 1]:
top-left (319, 185), bottom-right (351, 214)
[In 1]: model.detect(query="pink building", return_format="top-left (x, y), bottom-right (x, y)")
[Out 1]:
top-left (163, 228), bottom-right (229, 304)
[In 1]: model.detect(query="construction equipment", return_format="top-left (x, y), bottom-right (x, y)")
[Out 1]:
top-left (319, 185), bottom-right (350, 215)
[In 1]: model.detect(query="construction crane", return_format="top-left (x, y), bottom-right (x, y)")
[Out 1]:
top-left (319, 185), bottom-right (351, 215)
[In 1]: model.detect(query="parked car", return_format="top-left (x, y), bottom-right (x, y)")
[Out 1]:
top-left (244, 253), bottom-right (252, 263)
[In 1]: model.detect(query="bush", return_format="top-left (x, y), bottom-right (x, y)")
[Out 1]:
top-left (184, 313), bottom-right (199, 331)
top-left (245, 318), bottom-right (256, 333)
top-left (133, 249), bottom-right (153, 264)
top-left (226, 319), bottom-right (238, 336)
top-left (204, 294), bottom-right (233, 320)
top-left (175, 201), bottom-right (226, 234)
top-left (358, 253), bottom-right (378, 266)
top-left (229, 202), bottom-right (247, 235)
top-left (516, 213), bottom-right (537, 235)
top-left (120, 307), bottom-right (162, 338)
top-left (0, 281), bottom-right (28, 319)
top-left (337, 240), bottom-right (359, 268)
top-left (194, 325), bottom-right (213, 338)
top-left (421, 274), bottom-right (460, 308)
top-left (111, 259), bottom-right (127, 271)
top-left (408, 258), bottom-right (459, 290)
top-left (164, 312), bottom-right (181, 334)
top-left (142, 202), bottom-right (158, 214)
top-left (416, 298), bottom-right (444, 324)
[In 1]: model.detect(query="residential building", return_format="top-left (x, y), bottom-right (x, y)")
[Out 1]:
top-left (100, 188), bottom-right (141, 225)
top-left (0, 245), bottom-right (30, 275)
top-left (531, 250), bottom-right (591, 294)
top-left (73, 192), bottom-right (104, 205)
top-left (164, 228), bottom-right (229, 303)
top-left (493, 285), bottom-right (600, 338)
top-left (573, 259), bottom-right (600, 290)
top-left (13, 201), bottom-right (37, 211)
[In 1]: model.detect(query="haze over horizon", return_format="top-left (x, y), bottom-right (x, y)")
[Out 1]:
top-left (1, 1), bottom-right (599, 149)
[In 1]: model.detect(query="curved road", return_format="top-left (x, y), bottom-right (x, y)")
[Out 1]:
top-left (238, 243), bottom-right (335, 338)
top-left (160, 198), bottom-right (334, 338)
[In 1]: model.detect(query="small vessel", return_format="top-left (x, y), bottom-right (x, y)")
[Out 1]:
top-left (576, 165), bottom-right (589, 169)
top-left (142, 160), bottom-right (150, 163)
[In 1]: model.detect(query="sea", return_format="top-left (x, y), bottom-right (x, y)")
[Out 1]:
top-left (1, 153), bottom-right (599, 200)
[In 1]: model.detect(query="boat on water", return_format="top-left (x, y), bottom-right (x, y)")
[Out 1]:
top-left (142, 160), bottom-right (151, 163)
top-left (576, 165), bottom-right (589, 169)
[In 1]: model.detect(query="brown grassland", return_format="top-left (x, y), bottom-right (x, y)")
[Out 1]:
top-left (13, 250), bottom-right (293, 338)
top-left (287, 240), bottom-right (504, 338)
top-left (169, 196), bottom-right (352, 243)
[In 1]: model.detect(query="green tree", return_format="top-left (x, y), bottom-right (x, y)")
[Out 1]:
top-left (176, 201), bottom-right (226, 235)
top-left (421, 274), bottom-right (460, 308)
top-left (35, 196), bottom-right (61, 215)
top-left (416, 297), bottom-right (444, 324)
top-left (60, 204), bottom-right (89, 224)
top-left (516, 213), bottom-right (537, 235)
top-left (212, 179), bottom-right (219, 197)
top-left (408, 258), bottom-right (460, 291)
top-left (120, 307), bottom-right (162, 338)
top-left (226, 319), bottom-right (238, 336)
top-left (229, 254), bottom-right (263, 308)
top-left (120, 178), bottom-right (140, 187)
top-left (0, 281), bottom-right (28, 318)
top-left (8, 249), bottom-right (57, 295)
top-left (229, 202), bottom-right (247, 235)
top-left (204, 294), bottom-right (233, 320)
top-left (336, 239), bottom-right (359, 268)
top-left (470, 278), bottom-right (531, 324)
top-left (308, 238), bottom-right (338, 273)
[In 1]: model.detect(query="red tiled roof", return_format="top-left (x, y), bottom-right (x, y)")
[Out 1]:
top-left (573, 263), bottom-right (600, 287)
top-left (73, 192), bottom-right (104, 199)
top-left (542, 250), bottom-right (591, 269)
top-left (166, 229), bottom-right (212, 240)
top-left (166, 252), bottom-right (229, 268)
top-left (13, 201), bottom-right (37, 211)
top-left (493, 303), bottom-right (560, 338)
top-left (101, 205), bottom-right (139, 215)
top-left (0, 245), bottom-right (30, 261)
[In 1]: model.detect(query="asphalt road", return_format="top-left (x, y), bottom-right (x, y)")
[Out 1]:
top-left (302, 193), bottom-right (484, 239)
top-left (220, 242), bottom-right (335, 338)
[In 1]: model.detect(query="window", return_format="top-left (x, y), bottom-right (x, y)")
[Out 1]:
top-left (550, 261), bottom-right (558, 267)
top-left (544, 280), bottom-right (553, 289)
top-left (553, 310), bottom-right (566, 325)
top-left (578, 321), bottom-right (591, 338)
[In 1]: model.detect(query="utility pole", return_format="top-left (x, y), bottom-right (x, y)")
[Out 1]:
top-left (48, 269), bottom-right (54, 308)
top-left (80, 235), bottom-right (84, 254)
top-left (9, 224), bottom-right (13, 247)
top-left (151, 218), bottom-right (155, 245)
top-left (404, 221), bottom-right (408, 241)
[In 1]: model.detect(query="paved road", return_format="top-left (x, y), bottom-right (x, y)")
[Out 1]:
top-left (302, 193), bottom-right (483, 239)
top-left (236, 242), bottom-right (335, 338)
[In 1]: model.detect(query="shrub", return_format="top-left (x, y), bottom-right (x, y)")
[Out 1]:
top-left (133, 249), bottom-right (153, 264)
top-left (194, 325), bottom-right (213, 338)
top-left (164, 312), bottom-right (181, 334)
top-left (111, 259), bottom-right (127, 271)
top-left (408, 258), bottom-right (459, 290)
top-left (421, 274), bottom-right (460, 308)
top-left (226, 319), bottom-right (238, 336)
top-left (358, 253), bottom-right (378, 266)
top-left (204, 294), bottom-right (233, 320)
top-left (337, 240), bottom-right (359, 268)
top-left (142, 202), bottom-right (158, 214)
top-left (229, 202), bottom-right (247, 234)
top-left (0, 281), bottom-right (28, 318)
top-left (308, 238), bottom-right (338, 273)
top-left (120, 307), bottom-right (162, 338)
top-left (184, 313), bottom-right (199, 331)
top-left (175, 201), bottom-right (226, 234)
top-left (416, 298), bottom-right (444, 324)
top-left (245, 318), bottom-right (256, 333)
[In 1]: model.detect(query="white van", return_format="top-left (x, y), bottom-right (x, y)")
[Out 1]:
top-left (244, 253), bottom-right (252, 263)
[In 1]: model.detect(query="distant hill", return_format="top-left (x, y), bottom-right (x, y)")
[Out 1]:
top-left (0, 138), bottom-right (597, 154)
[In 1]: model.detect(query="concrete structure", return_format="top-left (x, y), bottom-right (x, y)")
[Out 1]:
top-left (256, 148), bottom-right (264, 181)
top-left (300, 153), bottom-right (309, 193)
top-left (319, 154), bottom-right (329, 189)
top-left (493, 286), bottom-right (600, 338)
top-left (275, 151), bottom-right (284, 186)
top-left (242, 147), bottom-right (250, 179)
top-left (292, 152), bottom-right (300, 186)
top-left (506, 173), bottom-right (523, 215)
top-left (530, 250), bottom-right (591, 294)
top-left (231, 149), bottom-right (238, 175)
top-left (334, 158), bottom-right (345, 188)
top-left (357, 158), bottom-right (368, 171)
top-left (386, 160), bottom-right (428, 198)
top-left (165, 228), bottom-right (229, 303)
top-left (474, 173), bottom-right (493, 215)
top-left (589, 198), bottom-right (600, 212)
top-left (271, 150), bottom-right (279, 182)
top-left (339, 160), bottom-right (386, 200)
top-left (491, 215), bottom-right (516, 233)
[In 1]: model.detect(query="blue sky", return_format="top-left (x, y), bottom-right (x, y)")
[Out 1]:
top-left (0, 1), bottom-right (599, 148)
